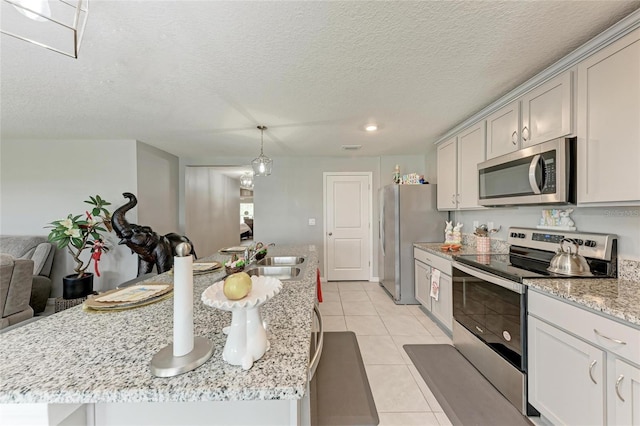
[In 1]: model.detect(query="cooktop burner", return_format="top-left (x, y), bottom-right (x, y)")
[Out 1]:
top-left (453, 227), bottom-right (618, 282)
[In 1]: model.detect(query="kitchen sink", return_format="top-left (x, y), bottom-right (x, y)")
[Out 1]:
top-left (256, 256), bottom-right (305, 266)
top-left (246, 266), bottom-right (301, 280)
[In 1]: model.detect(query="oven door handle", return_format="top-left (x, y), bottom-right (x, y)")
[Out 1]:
top-left (453, 262), bottom-right (525, 294)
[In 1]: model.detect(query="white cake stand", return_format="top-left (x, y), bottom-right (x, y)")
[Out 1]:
top-left (202, 276), bottom-right (282, 370)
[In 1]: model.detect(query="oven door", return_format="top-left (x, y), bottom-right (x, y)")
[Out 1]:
top-left (452, 262), bottom-right (526, 371)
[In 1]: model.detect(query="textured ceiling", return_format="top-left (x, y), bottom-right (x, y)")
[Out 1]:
top-left (2, 1), bottom-right (639, 158)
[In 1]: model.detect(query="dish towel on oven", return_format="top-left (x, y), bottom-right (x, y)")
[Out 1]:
top-left (430, 268), bottom-right (441, 301)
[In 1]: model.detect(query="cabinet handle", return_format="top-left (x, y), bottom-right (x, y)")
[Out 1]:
top-left (475, 325), bottom-right (484, 333)
top-left (589, 360), bottom-right (598, 384)
top-left (593, 328), bottom-right (627, 345)
top-left (451, 194), bottom-right (456, 205)
top-left (511, 130), bottom-right (518, 145)
top-left (522, 126), bottom-right (529, 142)
top-left (615, 375), bottom-right (625, 402)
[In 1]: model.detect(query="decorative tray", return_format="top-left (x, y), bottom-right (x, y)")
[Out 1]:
top-left (84, 283), bottom-right (173, 311)
top-left (201, 276), bottom-right (282, 310)
top-left (218, 246), bottom-right (247, 254)
top-left (168, 261), bottom-right (222, 276)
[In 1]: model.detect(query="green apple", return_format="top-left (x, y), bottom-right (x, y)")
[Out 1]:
top-left (223, 272), bottom-right (252, 300)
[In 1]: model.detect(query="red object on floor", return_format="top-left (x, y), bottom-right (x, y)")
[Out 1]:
top-left (316, 268), bottom-right (323, 303)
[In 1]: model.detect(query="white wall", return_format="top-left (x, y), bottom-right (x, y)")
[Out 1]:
top-left (180, 154), bottom-right (428, 277)
top-left (185, 167), bottom-right (241, 259)
top-left (136, 141), bottom-right (179, 235)
top-left (0, 140), bottom-right (140, 296)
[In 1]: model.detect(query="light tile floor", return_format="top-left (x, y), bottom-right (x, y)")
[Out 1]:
top-left (319, 280), bottom-right (453, 426)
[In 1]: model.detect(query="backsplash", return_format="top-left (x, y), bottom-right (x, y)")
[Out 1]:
top-left (619, 259), bottom-right (640, 282)
top-left (461, 233), bottom-right (509, 254)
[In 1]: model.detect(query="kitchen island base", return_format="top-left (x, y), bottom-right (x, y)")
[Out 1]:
top-left (1, 397), bottom-right (310, 426)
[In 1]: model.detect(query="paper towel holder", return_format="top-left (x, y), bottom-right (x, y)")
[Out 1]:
top-left (150, 243), bottom-right (214, 377)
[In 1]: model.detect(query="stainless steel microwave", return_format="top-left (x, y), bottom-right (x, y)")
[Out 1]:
top-left (478, 137), bottom-right (576, 206)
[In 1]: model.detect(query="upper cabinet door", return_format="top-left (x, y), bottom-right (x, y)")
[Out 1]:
top-left (486, 100), bottom-right (520, 159)
top-left (521, 71), bottom-right (573, 148)
top-left (457, 121), bottom-right (485, 209)
top-left (577, 28), bottom-right (640, 204)
top-left (436, 137), bottom-right (457, 210)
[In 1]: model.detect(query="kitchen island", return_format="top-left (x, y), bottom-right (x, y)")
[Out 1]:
top-left (0, 245), bottom-right (319, 426)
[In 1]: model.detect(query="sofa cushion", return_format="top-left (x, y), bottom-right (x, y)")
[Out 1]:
top-left (1, 254), bottom-right (34, 318)
top-left (0, 236), bottom-right (54, 277)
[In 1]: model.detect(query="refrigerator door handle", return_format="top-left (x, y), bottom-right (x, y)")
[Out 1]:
top-left (380, 199), bottom-right (385, 257)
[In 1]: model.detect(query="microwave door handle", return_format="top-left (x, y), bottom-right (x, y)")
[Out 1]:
top-left (528, 154), bottom-right (543, 194)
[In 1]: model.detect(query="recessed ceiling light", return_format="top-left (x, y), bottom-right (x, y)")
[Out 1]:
top-left (365, 124), bottom-right (378, 132)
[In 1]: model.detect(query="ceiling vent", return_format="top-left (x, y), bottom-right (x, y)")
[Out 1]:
top-left (341, 145), bottom-right (362, 151)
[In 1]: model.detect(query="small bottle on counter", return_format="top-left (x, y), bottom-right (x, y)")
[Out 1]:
top-left (393, 165), bottom-right (400, 184)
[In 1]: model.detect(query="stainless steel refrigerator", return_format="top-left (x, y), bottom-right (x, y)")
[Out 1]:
top-left (379, 184), bottom-right (447, 304)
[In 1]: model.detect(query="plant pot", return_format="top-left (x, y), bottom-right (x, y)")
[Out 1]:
top-left (63, 272), bottom-right (94, 299)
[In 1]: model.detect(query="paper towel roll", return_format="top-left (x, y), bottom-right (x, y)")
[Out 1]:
top-left (173, 255), bottom-right (194, 357)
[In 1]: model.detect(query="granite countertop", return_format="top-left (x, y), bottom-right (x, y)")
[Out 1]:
top-left (413, 241), bottom-right (507, 261)
top-left (524, 277), bottom-right (640, 327)
top-left (0, 245), bottom-right (319, 404)
top-left (415, 242), bottom-right (640, 328)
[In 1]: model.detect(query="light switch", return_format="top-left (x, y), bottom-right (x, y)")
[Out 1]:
top-left (308, 218), bottom-right (316, 226)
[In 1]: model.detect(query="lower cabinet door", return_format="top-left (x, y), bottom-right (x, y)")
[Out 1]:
top-left (414, 260), bottom-right (431, 310)
top-left (528, 316), bottom-right (605, 425)
top-left (429, 271), bottom-right (452, 333)
top-left (612, 358), bottom-right (640, 426)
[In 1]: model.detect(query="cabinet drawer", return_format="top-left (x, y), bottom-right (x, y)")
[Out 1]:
top-left (529, 290), bottom-right (640, 364)
top-left (413, 247), bottom-right (451, 275)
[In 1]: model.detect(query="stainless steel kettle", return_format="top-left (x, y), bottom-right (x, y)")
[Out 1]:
top-left (547, 238), bottom-right (593, 277)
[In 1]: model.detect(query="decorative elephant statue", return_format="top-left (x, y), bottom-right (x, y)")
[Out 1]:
top-left (111, 192), bottom-right (197, 276)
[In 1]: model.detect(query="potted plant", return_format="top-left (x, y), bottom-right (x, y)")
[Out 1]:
top-left (46, 195), bottom-right (112, 299)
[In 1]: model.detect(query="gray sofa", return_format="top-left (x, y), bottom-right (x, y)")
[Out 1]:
top-left (0, 236), bottom-right (55, 314)
top-left (0, 254), bottom-right (34, 329)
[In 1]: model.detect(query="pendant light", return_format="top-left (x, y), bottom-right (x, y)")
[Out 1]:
top-left (1, 0), bottom-right (90, 59)
top-left (240, 172), bottom-right (254, 189)
top-left (251, 125), bottom-right (273, 177)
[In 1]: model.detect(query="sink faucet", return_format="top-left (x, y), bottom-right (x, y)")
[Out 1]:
top-left (244, 242), bottom-right (275, 264)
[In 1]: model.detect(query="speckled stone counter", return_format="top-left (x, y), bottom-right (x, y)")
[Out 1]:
top-left (0, 245), bottom-right (319, 404)
top-left (524, 276), bottom-right (640, 327)
top-left (413, 241), bottom-right (507, 261)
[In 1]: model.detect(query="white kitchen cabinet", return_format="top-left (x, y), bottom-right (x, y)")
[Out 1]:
top-left (577, 27), bottom-right (640, 204)
top-left (521, 71), bottom-right (573, 148)
top-left (486, 100), bottom-right (520, 159)
top-left (528, 290), bottom-right (640, 425)
top-left (429, 271), bottom-right (452, 333)
top-left (436, 122), bottom-right (485, 211)
top-left (456, 121), bottom-right (485, 209)
top-left (436, 137), bottom-right (457, 210)
top-left (611, 358), bottom-right (640, 426)
top-left (414, 259), bottom-right (431, 309)
top-left (528, 315), bottom-right (606, 425)
top-left (413, 248), bottom-right (452, 333)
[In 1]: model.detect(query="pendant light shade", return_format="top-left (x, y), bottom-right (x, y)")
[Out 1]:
top-left (252, 125), bottom-right (272, 176)
top-left (1, 0), bottom-right (89, 59)
top-left (240, 172), bottom-right (254, 189)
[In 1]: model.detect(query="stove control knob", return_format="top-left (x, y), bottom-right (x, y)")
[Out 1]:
top-left (585, 240), bottom-right (597, 248)
top-left (518, 233), bottom-right (526, 238)
top-left (510, 232), bottom-right (517, 238)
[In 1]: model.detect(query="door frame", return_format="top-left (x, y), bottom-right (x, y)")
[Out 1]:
top-left (322, 172), bottom-right (373, 281)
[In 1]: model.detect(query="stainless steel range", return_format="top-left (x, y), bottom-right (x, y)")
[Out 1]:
top-left (451, 227), bottom-right (617, 416)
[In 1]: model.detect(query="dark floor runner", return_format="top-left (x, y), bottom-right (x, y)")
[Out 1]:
top-left (314, 331), bottom-right (379, 426)
top-left (404, 344), bottom-right (532, 426)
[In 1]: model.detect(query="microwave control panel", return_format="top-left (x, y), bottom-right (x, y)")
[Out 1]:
top-left (541, 152), bottom-right (556, 193)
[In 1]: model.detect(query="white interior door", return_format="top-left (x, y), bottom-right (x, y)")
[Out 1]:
top-left (324, 173), bottom-right (371, 281)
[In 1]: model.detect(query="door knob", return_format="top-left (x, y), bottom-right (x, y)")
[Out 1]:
top-left (328, 232), bottom-right (333, 236)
